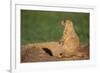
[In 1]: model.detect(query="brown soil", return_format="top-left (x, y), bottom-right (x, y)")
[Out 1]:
top-left (21, 42), bottom-right (89, 63)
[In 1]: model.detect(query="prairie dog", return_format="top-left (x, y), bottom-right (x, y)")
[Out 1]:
top-left (60, 20), bottom-right (80, 57)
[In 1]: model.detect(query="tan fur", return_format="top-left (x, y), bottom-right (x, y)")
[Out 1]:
top-left (60, 20), bottom-right (80, 57)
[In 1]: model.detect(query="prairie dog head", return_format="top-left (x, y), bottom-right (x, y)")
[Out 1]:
top-left (61, 19), bottom-right (73, 27)
top-left (61, 19), bottom-right (74, 32)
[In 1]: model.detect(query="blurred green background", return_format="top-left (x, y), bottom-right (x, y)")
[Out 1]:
top-left (21, 10), bottom-right (89, 45)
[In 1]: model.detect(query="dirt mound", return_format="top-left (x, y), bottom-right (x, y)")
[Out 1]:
top-left (21, 42), bottom-right (89, 63)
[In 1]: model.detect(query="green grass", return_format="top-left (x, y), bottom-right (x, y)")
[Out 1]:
top-left (21, 10), bottom-right (89, 45)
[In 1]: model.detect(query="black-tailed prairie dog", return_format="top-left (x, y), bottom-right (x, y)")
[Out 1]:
top-left (60, 19), bottom-right (80, 57)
